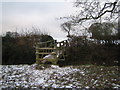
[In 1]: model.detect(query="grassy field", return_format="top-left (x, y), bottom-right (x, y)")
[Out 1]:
top-left (0, 64), bottom-right (120, 89)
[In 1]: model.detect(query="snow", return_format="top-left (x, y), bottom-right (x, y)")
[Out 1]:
top-left (86, 86), bottom-right (90, 89)
top-left (93, 80), bottom-right (98, 85)
top-left (51, 65), bottom-right (60, 69)
top-left (0, 64), bottom-right (119, 89)
top-left (43, 54), bottom-right (54, 59)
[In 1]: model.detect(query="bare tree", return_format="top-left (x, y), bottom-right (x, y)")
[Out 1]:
top-left (61, 22), bottom-right (73, 37)
top-left (64, 0), bottom-right (119, 23)
top-left (74, 0), bottom-right (119, 22)
top-left (60, 0), bottom-right (119, 36)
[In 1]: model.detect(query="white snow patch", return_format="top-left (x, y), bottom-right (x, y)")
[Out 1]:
top-left (51, 65), bottom-right (60, 69)
top-left (0, 65), bottom-right (119, 89)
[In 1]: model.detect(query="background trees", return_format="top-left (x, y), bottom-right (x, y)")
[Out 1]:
top-left (89, 22), bottom-right (118, 44)
top-left (60, 0), bottom-right (119, 66)
top-left (60, 0), bottom-right (119, 36)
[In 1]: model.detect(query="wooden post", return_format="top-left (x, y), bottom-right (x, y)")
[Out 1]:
top-left (36, 44), bottom-right (39, 64)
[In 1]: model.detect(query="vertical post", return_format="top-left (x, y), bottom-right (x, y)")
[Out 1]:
top-left (36, 43), bottom-right (39, 63)
top-left (54, 40), bottom-right (57, 64)
top-left (54, 40), bottom-right (57, 48)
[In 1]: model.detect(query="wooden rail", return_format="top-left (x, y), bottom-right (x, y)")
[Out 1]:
top-left (36, 40), bottom-right (68, 64)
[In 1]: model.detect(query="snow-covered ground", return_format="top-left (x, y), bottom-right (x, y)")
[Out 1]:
top-left (0, 64), bottom-right (120, 89)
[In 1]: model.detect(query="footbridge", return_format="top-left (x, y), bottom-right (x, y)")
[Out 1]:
top-left (36, 40), bottom-right (68, 64)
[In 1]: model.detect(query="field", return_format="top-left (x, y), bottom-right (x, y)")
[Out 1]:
top-left (0, 64), bottom-right (120, 89)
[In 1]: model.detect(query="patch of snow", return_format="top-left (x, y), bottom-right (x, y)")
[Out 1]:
top-left (86, 86), bottom-right (90, 89)
top-left (93, 80), bottom-right (98, 85)
top-left (0, 65), bottom-right (119, 89)
top-left (65, 86), bottom-right (72, 88)
top-left (51, 65), bottom-right (60, 69)
top-left (43, 54), bottom-right (54, 59)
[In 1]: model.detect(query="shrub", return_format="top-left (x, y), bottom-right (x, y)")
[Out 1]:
top-left (2, 31), bottom-right (54, 65)
top-left (64, 36), bottom-right (119, 66)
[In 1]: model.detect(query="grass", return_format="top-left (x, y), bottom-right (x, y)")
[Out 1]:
top-left (1, 64), bottom-right (120, 89)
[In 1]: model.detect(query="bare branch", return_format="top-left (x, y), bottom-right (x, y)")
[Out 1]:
top-left (62, 0), bottom-right (119, 24)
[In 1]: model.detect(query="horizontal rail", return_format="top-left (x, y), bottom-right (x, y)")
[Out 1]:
top-left (36, 52), bottom-right (56, 55)
top-left (36, 40), bottom-right (57, 45)
top-left (36, 48), bottom-right (56, 50)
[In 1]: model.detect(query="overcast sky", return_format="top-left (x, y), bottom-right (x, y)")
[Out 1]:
top-left (1, 0), bottom-right (76, 41)
top-left (1, 0), bottom-right (117, 41)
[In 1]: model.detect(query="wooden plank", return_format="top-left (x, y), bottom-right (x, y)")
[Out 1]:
top-left (36, 40), bottom-right (56, 45)
top-left (36, 52), bottom-right (51, 54)
top-left (36, 52), bottom-right (57, 55)
top-left (36, 48), bottom-right (56, 50)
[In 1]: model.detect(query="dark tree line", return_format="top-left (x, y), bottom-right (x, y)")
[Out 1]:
top-left (2, 30), bottom-right (119, 66)
top-left (60, 22), bottom-right (119, 66)
top-left (2, 31), bottom-right (53, 65)
top-left (59, 0), bottom-right (119, 66)
top-left (63, 35), bottom-right (120, 66)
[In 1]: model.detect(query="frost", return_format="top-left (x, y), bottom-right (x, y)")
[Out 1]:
top-left (85, 86), bottom-right (90, 89)
top-left (65, 86), bottom-right (72, 88)
top-left (51, 65), bottom-right (60, 69)
top-left (0, 64), bottom-right (119, 89)
top-left (35, 78), bottom-right (44, 84)
top-left (93, 80), bottom-right (98, 84)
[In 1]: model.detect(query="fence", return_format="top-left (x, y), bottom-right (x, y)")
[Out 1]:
top-left (36, 40), bottom-right (68, 64)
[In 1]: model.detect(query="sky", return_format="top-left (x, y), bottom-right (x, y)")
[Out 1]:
top-left (1, 0), bottom-right (118, 41)
top-left (1, 0), bottom-right (76, 41)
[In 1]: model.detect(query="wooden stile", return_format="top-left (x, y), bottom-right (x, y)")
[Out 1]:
top-left (36, 40), bottom-right (68, 64)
